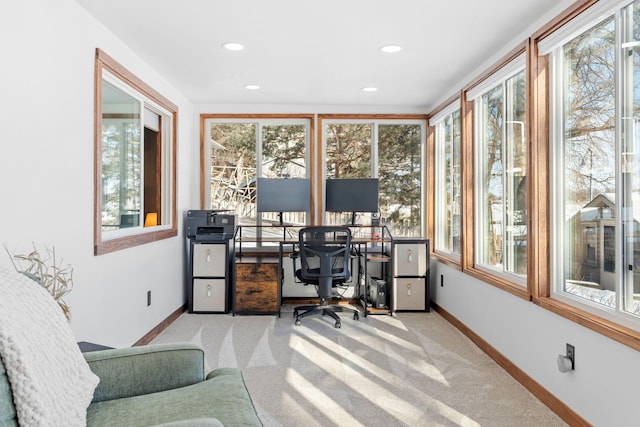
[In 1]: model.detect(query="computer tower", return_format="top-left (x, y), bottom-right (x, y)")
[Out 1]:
top-left (368, 276), bottom-right (387, 309)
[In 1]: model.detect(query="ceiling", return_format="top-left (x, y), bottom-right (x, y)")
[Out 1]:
top-left (76, 0), bottom-right (572, 111)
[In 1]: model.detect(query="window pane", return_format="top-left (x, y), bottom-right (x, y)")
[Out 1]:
top-left (261, 125), bottom-right (306, 178)
top-left (451, 112), bottom-right (462, 254)
top-left (261, 124), bottom-right (307, 225)
top-left (210, 123), bottom-right (257, 225)
top-left (378, 124), bottom-right (422, 237)
top-left (622, 1), bottom-right (640, 315)
top-left (325, 123), bottom-right (372, 178)
top-left (325, 123), bottom-right (373, 226)
top-left (478, 84), bottom-right (505, 269)
top-left (435, 112), bottom-right (461, 255)
top-left (562, 16), bottom-right (616, 307)
top-left (505, 71), bottom-right (527, 274)
top-left (101, 81), bottom-right (141, 231)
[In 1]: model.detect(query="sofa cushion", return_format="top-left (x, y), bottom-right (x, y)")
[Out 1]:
top-left (0, 358), bottom-right (17, 426)
top-left (0, 268), bottom-right (99, 426)
top-left (86, 368), bottom-right (262, 427)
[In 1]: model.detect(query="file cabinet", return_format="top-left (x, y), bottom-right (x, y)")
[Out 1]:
top-left (392, 239), bottom-right (430, 312)
top-left (188, 240), bottom-right (234, 313)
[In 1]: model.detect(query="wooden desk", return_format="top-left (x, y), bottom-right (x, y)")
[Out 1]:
top-left (234, 224), bottom-right (393, 317)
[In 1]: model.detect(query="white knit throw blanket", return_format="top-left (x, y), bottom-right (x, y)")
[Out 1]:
top-left (0, 268), bottom-right (99, 426)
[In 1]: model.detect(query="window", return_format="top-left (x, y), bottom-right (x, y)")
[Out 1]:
top-left (321, 116), bottom-right (426, 237)
top-left (94, 49), bottom-right (177, 255)
top-left (433, 104), bottom-right (462, 259)
top-left (547, 0), bottom-right (640, 324)
top-left (468, 57), bottom-right (527, 282)
top-left (201, 116), bottom-right (311, 226)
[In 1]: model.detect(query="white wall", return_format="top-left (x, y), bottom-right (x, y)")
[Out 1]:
top-left (1, 1), bottom-right (636, 424)
top-left (0, 0), bottom-right (197, 348)
top-left (431, 262), bottom-right (638, 426)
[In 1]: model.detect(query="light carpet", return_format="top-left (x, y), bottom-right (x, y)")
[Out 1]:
top-left (151, 305), bottom-right (567, 427)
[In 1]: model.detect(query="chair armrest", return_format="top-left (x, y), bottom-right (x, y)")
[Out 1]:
top-left (84, 342), bottom-right (206, 402)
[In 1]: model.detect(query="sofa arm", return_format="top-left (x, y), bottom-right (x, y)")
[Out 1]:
top-left (84, 342), bottom-right (206, 402)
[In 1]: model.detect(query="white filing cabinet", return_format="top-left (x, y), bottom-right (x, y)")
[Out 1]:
top-left (188, 240), bottom-right (233, 313)
top-left (392, 239), bottom-right (430, 312)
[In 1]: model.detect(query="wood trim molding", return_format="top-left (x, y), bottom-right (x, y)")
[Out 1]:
top-left (431, 252), bottom-right (462, 271)
top-left (427, 93), bottom-right (461, 123)
top-left (133, 304), bottom-right (187, 346)
top-left (433, 303), bottom-right (591, 427)
top-left (463, 40), bottom-right (528, 95)
top-left (530, 43), bottom-right (551, 300)
top-left (532, 0), bottom-right (599, 43)
top-left (425, 124), bottom-right (435, 244)
top-left (460, 95), bottom-right (474, 272)
top-left (533, 297), bottom-right (640, 352)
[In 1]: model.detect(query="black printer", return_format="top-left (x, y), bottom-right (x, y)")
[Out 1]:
top-left (185, 210), bottom-right (236, 241)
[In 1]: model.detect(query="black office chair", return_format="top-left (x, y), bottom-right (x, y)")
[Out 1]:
top-left (291, 226), bottom-right (360, 328)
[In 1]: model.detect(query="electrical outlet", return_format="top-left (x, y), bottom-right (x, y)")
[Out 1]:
top-left (147, 290), bottom-right (151, 307)
top-left (566, 343), bottom-right (575, 370)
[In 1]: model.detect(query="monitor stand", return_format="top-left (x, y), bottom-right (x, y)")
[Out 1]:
top-left (345, 212), bottom-right (361, 227)
top-left (276, 212), bottom-right (292, 227)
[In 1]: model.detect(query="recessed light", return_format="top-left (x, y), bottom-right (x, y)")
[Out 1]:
top-left (379, 45), bottom-right (402, 53)
top-left (222, 42), bottom-right (244, 51)
top-left (244, 84), bottom-right (260, 90)
top-left (362, 87), bottom-right (378, 92)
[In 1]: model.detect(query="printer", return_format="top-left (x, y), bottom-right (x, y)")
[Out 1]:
top-left (185, 210), bottom-right (236, 241)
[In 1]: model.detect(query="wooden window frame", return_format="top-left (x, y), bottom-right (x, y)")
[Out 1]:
top-left (428, 94), bottom-right (463, 269)
top-left (460, 41), bottom-right (532, 301)
top-left (94, 48), bottom-right (178, 255)
top-left (530, 0), bottom-right (640, 351)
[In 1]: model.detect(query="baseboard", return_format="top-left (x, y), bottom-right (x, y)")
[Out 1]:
top-left (432, 303), bottom-right (591, 427)
top-left (133, 304), bottom-right (187, 346)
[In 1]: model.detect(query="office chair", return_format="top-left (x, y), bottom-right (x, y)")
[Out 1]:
top-left (291, 226), bottom-right (360, 328)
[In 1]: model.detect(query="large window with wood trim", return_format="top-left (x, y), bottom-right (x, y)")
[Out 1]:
top-left (468, 57), bottom-right (528, 282)
top-left (544, 0), bottom-right (640, 327)
top-left (201, 116), bottom-right (311, 226)
top-left (94, 49), bottom-right (177, 255)
top-left (432, 104), bottom-right (462, 259)
top-left (320, 116), bottom-right (426, 237)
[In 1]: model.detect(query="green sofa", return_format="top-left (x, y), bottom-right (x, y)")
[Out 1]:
top-left (0, 342), bottom-right (262, 427)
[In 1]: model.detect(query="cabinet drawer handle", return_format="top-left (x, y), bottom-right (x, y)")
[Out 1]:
top-left (207, 284), bottom-right (212, 297)
top-left (407, 249), bottom-right (413, 263)
top-left (206, 249), bottom-right (211, 262)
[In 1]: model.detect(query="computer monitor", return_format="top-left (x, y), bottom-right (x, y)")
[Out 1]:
top-left (325, 178), bottom-right (379, 225)
top-left (256, 178), bottom-right (310, 225)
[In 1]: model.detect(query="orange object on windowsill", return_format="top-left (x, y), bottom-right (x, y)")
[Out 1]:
top-left (144, 212), bottom-right (158, 227)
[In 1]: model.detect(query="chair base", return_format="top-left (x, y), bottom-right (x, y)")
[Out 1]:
top-left (293, 298), bottom-right (360, 328)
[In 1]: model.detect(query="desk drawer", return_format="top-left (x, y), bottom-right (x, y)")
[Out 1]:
top-left (235, 262), bottom-right (279, 314)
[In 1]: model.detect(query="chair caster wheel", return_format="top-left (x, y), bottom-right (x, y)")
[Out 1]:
top-left (295, 319), bottom-right (301, 326)
top-left (335, 322), bottom-right (341, 328)
top-left (353, 313), bottom-right (359, 321)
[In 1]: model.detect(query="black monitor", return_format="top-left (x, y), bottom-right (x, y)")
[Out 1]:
top-left (325, 178), bottom-right (379, 225)
top-left (256, 178), bottom-right (310, 225)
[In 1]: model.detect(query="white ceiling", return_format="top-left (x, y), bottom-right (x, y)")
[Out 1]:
top-left (76, 0), bottom-right (573, 111)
